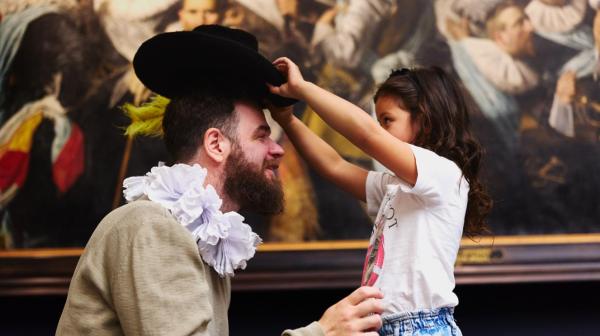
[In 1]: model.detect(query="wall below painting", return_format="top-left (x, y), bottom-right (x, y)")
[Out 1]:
top-left (1, 281), bottom-right (599, 335)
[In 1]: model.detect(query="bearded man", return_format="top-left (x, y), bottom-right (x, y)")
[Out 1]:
top-left (56, 25), bottom-right (383, 335)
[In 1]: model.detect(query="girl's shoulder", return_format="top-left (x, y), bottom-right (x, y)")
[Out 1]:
top-left (411, 145), bottom-right (463, 177)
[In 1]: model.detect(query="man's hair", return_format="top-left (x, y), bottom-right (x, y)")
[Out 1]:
top-left (162, 83), bottom-right (262, 162)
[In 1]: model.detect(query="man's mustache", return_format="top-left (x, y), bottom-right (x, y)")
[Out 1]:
top-left (262, 159), bottom-right (281, 171)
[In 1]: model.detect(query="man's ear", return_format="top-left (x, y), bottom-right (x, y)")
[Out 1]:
top-left (203, 128), bottom-right (231, 163)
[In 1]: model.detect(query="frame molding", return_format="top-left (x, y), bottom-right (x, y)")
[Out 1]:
top-left (1, 234), bottom-right (600, 295)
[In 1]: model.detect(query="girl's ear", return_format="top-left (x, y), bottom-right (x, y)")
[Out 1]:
top-left (203, 128), bottom-right (231, 163)
top-left (411, 112), bottom-right (430, 145)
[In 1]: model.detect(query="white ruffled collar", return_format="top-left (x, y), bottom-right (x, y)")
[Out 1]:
top-left (122, 162), bottom-right (262, 277)
top-left (525, 0), bottom-right (587, 34)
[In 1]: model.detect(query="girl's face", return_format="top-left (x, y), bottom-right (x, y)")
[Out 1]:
top-left (375, 95), bottom-right (420, 143)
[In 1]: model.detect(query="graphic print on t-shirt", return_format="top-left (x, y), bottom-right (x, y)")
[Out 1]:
top-left (362, 192), bottom-right (395, 286)
top-left (362, 233), bottom-right (384, 286)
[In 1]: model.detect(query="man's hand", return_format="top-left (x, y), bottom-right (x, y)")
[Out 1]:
top-left (556, 71), bottom-right (577, 104)
top-left (318, 286), bottom-right (384, 336)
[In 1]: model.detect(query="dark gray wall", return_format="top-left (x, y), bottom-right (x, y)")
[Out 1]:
top-left (1, 282), bottom-right (599, 335)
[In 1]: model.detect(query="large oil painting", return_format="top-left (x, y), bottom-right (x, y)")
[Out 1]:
top-left (1, 0), bottom-right (599, 253)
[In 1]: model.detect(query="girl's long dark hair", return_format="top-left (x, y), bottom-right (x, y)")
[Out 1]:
top-left (374, 67), bottom-right (492, 238)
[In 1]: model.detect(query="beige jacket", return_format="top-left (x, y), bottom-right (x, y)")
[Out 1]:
top-left (56, 200), bottom-right (323, 336)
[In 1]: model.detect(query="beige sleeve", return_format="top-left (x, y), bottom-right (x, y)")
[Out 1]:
top-left (282, 321), bottom-right (325, 336)
top-left (111, 216), bottom-right (213, 335)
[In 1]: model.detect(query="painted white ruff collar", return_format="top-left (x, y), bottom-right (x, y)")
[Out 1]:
top-left (122, 163), bottom-right (262, 277)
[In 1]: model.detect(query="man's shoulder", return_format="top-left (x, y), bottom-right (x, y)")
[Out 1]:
top-left (112, 199), bottom-right (169, 221)
top-left (108, 200), bottom-right (172, 224)
top-left (81, 200), bottom-right (197, 269)
top-left (89, 200), bottom-right (179, 247)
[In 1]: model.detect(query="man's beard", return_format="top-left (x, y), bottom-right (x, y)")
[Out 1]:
top-left (224, 145), bottom-right (284, 215)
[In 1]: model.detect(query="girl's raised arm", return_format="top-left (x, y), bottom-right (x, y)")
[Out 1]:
top-left (268, 104), bottom-right (368, 202)
top-left (269, 57), bottom-right (417, 186)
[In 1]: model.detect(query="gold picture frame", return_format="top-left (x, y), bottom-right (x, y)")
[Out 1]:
top-left (2, 233), bottom-right (600, 296)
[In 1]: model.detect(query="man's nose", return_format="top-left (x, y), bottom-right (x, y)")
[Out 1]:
top-left (269, 139), bottom-right (285, 158)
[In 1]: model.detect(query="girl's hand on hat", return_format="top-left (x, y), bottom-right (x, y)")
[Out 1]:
top-left (268, 57), bottom-right (309, 100)
top-left (265, 102), bottom-right (294, 127)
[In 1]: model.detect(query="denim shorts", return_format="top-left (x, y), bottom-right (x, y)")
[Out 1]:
top-left (378, 307), bottom-right (462, 336)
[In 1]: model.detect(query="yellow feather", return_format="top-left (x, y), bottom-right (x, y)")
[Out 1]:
top-left (122, 95), bottom-right (170, 138)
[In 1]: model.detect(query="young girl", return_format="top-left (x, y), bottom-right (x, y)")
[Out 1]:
top-left (268, 58), bottom-right (492, 336)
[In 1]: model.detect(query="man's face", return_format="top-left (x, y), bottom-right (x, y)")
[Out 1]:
top-left (493, 6), bottom-right (534, 57)
top-left (223, 101), bottom-right (285, 214)
top-left (179, 0), bottom-right (220, 31)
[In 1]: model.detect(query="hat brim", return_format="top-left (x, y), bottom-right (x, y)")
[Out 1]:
top-left (133, 31), bottom-right (297, 107)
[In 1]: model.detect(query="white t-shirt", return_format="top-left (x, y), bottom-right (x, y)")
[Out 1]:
top-left (363, 145), bottom-right (468, 315)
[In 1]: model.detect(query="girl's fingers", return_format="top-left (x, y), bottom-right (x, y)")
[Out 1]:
top-left (273, 56), bottom-right (291, 65)
top-left (275, 65), bottom-right (288, 77)
top-left (267, 83), bottom-right (280, 95)
top-left (273, 62), bottom-right (290, 80)
top-left (274, 62), bottom-right (287, 69)
top-left (273, 57), bottom-right (296, 72)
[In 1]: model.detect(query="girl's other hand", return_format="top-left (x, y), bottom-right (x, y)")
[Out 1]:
top-left (266, 102), bottom-right (294, 126)
top-left (268, 57), bottom-right (308, 100)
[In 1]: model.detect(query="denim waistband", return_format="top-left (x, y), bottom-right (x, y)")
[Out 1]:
top-left (380, 307), bottom-right (456, 334)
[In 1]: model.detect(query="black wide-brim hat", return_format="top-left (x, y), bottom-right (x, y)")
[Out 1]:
top-left (133, 25), bottom-right (297, 107)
